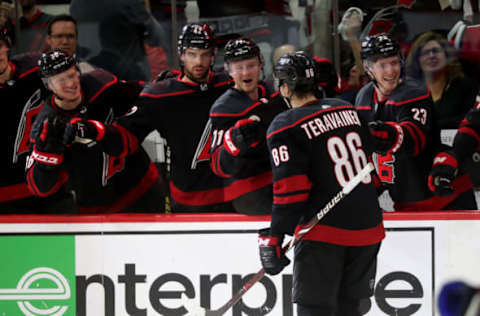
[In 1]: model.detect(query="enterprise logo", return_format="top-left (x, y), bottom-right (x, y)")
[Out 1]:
top-left (0, 267), bottom-right (71, 316)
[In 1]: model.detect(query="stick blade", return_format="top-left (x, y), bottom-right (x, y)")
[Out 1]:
top-left (182, 293), bottom-right (206, 316)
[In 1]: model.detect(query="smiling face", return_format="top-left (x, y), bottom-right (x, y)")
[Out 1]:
top-left (48, 66), bottom-right (82, 108)
top-left (419, 40), bottom-right (447, 75)
top-left (366, 55), bottom-right (402, 101)
top-left (228, 56), bottom-right (262, 95)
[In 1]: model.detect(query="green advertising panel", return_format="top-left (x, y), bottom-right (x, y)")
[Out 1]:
top-left (0, 235), bottom-right (76, 316)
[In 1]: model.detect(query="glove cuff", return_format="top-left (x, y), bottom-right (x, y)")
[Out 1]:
top-left (32, 146), bottom-right (63, 166)
top-left (224, 128), bottom-right (240, 156)
top-left (433, 152), bottom-right (458, 169)
top-left (385, 122), bottom-right (404, 153)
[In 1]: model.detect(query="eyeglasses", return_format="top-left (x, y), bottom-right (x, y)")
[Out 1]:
top-left (420, 47), bottom-right (442, 57)
top-left (50, 34), bottom-right (76, 40)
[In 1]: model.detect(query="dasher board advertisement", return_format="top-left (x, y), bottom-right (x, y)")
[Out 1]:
top-left (0, 214), bottom-right (478, 316)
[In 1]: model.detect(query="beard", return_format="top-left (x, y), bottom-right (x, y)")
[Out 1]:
top-left (183, 66), bottom-right (209, 83)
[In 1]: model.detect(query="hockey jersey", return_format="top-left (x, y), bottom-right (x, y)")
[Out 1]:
top-left (0, 52), bottom-right (73, 213)
top-left (267, 99), bottom-right (384, 246)
top-left (27, 69), bottom-right (161, 213)
top-left (209, 84), bottom-right (289, 213)
top-left (355, 80), bottom-right (475, 210)
top-left (115, 71), bottom-right (234, 212)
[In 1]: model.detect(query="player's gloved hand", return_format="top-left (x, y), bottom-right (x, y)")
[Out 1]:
top-left (258, 228), bottom-right (290, 275)
top-left (368, 121), bottom-right (403, 155)
top-left (31, 116), bottom-right (66, 168)
top-left (223, 116), bottom-right (262, 156)
top-left (63, 117), bottom-right (106, 145)
top-left (155, 69), bottom-right (177, 82)
top-left (428, 151), bottom-right (458, 196)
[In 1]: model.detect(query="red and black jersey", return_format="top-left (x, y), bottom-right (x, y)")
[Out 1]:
top-left (27, 69), bottom-right (160, 213)
top-left (115, 71), bottom-right (234, 211)
top-left (209, 84), bottom-right (289, 213)
top-left (267, 99), bottom-right (384, 246)
top-left (0, 52), bottom-right (72, 213)
top-left (355, 80), bottom-right (475, 210)
top-left (454, 108), bottom-right (480, 159)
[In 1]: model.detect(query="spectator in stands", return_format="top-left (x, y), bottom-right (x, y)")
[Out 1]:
top-left (45, 14), bottom-right (94, 73)
top-left (27, 49), bottom-right (165, 213)
top-left (14, 0), bottom-right (52, 54)
top-left (406, 31), bottom-right (478, 129)
top-left (70, 0), bottom-right (163, 81)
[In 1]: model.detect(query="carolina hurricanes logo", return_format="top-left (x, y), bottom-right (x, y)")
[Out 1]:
top-left (191, 118), bottom-right (212, 169)
top-left (13, 89), bottom-right (43, 164)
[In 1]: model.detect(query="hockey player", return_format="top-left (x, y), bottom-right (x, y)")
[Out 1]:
top-left (27, 49), bottom-right (164, 213)
top-left (101, 23), bottom-right (234, 212)
top-left (0, 29), bottom-right (73, 213)
top-left (259, 52), bottom-right (384, 316)
top-left (356, 33), bottom-right (476, 211)
top-left (429, 108), bottom-right (480, 197)
top-left (209, 38), bottom-right (289, 214)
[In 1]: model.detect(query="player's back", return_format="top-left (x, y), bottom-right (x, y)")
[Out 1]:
top-left (268, 100), bottom-right (382, 236)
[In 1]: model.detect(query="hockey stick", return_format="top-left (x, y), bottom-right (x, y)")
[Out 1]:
top-left (182, 162), bottom-right (375, 316)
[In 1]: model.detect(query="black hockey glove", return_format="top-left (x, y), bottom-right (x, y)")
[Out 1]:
top-left (368, 120), bottom-right (403, 155)
top-left (224, 117), bottom-right (262, 156)
top-left (31, 116), bottom-right (66, 168)
top-left (428, 151), bottom-right (458, 197)
top-left (155, 69), bottom-right (177, 82)
top-left (258, 228), bottom-right (290, 275)
top-left (64, 118), bottom-right (106, 145)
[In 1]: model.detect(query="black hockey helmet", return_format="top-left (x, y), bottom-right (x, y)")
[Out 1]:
top-left (177, 23), bottom-right (215, 55)
top-left (313, 56), bottom-right (339, 98)
top-left (274, 51), bottom-right (316, 93)
top-left (224, 37), bottom-right (262, 64)
top-left (38, 49), bottom-right (76, 78)
top-left (360, 33), bottom-right (401, 61)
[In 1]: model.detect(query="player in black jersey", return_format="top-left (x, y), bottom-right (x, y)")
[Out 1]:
top-left (209, 38), bottom-right (289, 214)
top-left (429, 107), bottom-right (480, 198)
top-left (0, 29), bottom-right (73, 213)
top-left (259, 52), bottom-right (384, 316)
top-left (98, 23), bottom-right (234, 212)
top-left (27, 49), bottom-right (164, 213)
top-left (356, 33), bottom-right (476, 211)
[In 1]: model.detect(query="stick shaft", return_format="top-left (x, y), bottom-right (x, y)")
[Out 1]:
top-left (205, 162), bottom-right (374, 316)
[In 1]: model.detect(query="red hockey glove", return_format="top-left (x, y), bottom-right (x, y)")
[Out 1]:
top-left (368, 120), bottom-right (404, 155)
top-left (428, 151), bottom-right (458, 197)
top-left (224, 117), bottom-right (262, 156)
top-left (31, 116), bottom-right (66, 168)
top-left (64, 117), bottom-right (106, 145)
top-left (258, 228), bottom-right (290, 275)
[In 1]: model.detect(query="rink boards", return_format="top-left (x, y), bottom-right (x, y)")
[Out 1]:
top-left (0, 212), bottom-right (478, 316)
